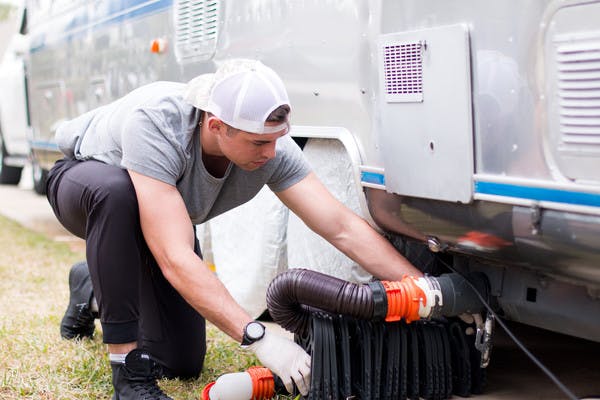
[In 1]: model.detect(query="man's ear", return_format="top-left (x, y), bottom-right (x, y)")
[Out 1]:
top-left (206, 116), bottom-right (226, 136)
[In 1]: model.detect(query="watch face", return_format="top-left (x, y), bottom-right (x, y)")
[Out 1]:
top-left (246, 322), bottom-right (265, 340)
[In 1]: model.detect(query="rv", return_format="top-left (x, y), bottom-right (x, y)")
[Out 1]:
top-left (5, 0), bottom-right (600, 349)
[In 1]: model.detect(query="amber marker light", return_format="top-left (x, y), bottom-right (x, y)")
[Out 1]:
top-left (150, 38), bottom-right (167, 53)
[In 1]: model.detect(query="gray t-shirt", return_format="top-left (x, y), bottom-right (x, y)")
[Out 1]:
top-left (55, 81), bottom-right (311, 224)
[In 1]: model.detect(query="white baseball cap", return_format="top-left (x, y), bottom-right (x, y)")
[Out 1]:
top-left (184, 59), bottom-right (290, 134)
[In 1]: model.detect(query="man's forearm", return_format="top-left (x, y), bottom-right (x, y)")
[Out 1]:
top-left (157, 248), bottom-right (252, 342)
top-left (332, 213), bottom-right (424, 281)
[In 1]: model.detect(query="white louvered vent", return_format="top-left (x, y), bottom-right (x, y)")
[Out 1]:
top-left (554, 33), bottom-right (600, 147)
top-left (174, 0), bottom-right (219, 63)
top-left (381, 41), bottom-right (424, 103)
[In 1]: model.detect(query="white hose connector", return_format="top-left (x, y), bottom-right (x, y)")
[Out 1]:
top-left (201, 367), bottom-right (277, 400)
top-left (414, 276), bottom-right (443, 319)
top-left (208, 372), bottom-right (254, 400)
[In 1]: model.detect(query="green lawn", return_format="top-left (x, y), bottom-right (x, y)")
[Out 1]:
top-left (0, 214), bottom-right (271, 399)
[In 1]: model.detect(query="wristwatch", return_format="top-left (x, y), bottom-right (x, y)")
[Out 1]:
top-left (241, 321), bottom-right (266, 346)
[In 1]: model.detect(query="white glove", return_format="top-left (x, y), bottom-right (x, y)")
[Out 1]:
top-left (246, 330), bottom-right (311, 396)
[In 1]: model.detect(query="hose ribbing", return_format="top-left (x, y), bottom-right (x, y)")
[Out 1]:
top-left (266, 269), bottom-right (487, 335)
top-left (266, 269), bottom-right (381, 334)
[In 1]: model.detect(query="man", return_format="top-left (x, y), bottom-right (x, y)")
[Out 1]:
top-left (47, 59), bottom-right (423, 399)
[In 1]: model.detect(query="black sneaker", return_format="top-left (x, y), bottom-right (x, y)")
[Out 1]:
top-left (111, 349), bottom-right (172, 400)
top-left (60, 261), bottom-right (97, 339)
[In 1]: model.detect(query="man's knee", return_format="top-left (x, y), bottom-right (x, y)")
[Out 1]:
top-left (145, 324), bottom-right (207, 379)
top-left (161, 350), bottom-right (205, 379)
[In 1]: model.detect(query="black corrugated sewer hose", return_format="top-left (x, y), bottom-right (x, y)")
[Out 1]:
top-left (202, 269), bottom-right (488, 400)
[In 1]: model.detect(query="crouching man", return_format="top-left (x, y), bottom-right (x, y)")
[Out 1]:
top-left (47, 59), bottom-right (423, 399)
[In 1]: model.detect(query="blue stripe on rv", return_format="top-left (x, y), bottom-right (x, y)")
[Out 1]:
top-left (30, 0), bottom-right (173, 53)
top-left (361, 171), bottom-right (385, 186)
top-left (29, 140), bottom-right (60, 150)
top-left (474, 180), bottom-right (600, 208)
top-left (359, 175), bottom-right (600, 208)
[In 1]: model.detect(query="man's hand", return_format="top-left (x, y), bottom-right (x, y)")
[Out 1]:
top-left (459, 312), bottom-right (484, 335)
top-left (247, 330), bottom-right (311, 396)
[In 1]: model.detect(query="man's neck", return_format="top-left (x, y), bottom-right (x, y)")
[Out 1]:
top-left (201, 149), bottom-right (230, 178)
top-left (199, 120), bottom-right (230, 178)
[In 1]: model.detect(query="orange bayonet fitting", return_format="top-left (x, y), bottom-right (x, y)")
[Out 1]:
top-left (201, 381), bottom-right (215, 400)
top-left (247, 366), bottom-right (275, 399)
top-left (200, 366), bottom-right (275, 400)
top-left (382, 276), bottom-right (427, 323)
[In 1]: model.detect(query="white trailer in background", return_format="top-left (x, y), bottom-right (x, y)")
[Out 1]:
top-left (0, 4), bottom-right (29, 185)
top-left (6, 0), bottom-right (600, 340)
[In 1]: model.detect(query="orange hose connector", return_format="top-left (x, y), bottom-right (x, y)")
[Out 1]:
top-left (382, 276), bottom-right (427, 323)
top-left (200, 366), bottom-right (275, 400)
top-left (201, 381), bottom-right (215, 400)
top-left (247, 366), bottom-right (275, 400)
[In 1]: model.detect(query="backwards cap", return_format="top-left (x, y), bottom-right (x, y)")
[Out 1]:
top-left (184, 59), bottom-right (290, 134)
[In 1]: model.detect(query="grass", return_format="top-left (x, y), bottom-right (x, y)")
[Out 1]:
top-left (0, 214), bottom-right (286, 399)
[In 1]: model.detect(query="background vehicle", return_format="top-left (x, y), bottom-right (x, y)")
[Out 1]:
top-left (0, 3), bottom-right (29, 185)
top-left (19, 0), bottom-right (600, 344)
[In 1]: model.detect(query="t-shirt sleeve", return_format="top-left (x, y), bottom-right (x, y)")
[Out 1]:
top-left (268, 135), bottom-right (312, 192)
top-left (55, 106), bottom-right (103, 158)
top-left (120, 109), bottom-right (186, 186)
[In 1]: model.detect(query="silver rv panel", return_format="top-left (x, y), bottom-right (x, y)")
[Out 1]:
top-left (377, 24), bottom-right (474, 203)
top-left (17, 0), bottom-right (600, 341)
top-left (545, 2), bottom-right (600, 184)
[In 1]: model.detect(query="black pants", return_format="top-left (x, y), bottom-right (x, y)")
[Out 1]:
top-left (47, 158), bottom-right (206, 378)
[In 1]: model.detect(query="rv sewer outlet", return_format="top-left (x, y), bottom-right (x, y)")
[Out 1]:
top-left (296, 313), bottom-right (485, 400)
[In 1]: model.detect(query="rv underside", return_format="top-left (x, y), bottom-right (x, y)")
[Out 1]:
top-left (388, 233), bottom-right (600, 343)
